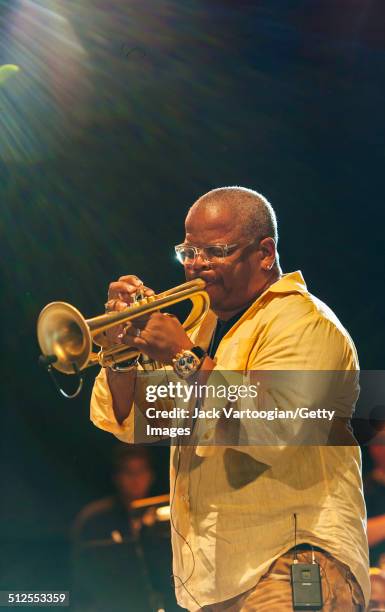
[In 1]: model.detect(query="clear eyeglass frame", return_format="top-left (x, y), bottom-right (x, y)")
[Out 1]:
top-left (174, 238), bottom-right (257, 264)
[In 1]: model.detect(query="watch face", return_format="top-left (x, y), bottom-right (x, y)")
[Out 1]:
top-left (174, 351), bottom-right (200, 379)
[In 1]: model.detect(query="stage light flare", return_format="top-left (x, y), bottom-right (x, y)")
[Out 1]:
top-left (0, 64), bottom-right (20, 85)
top-left (155, 505), bottom-right (170, 521)
top-left (0, 0), bottom-right (89, 162)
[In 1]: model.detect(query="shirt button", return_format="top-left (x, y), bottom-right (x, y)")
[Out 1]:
top-left (203, 430), bottom-right (213, 440)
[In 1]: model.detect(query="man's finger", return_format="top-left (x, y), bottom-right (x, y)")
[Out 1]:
top-left (123, 323), bottom-right (146, 339)
top-left (143, 287), bottom-right (155, 296)
top-left (128, 315), bottom-right (152, 329)
top-left (117, 277), bottom-right (155, 297)
top-left (108, 281), bottom-right (141, 299)
top-left (105, 298), bottom-right (129, 312)
top-left (118, 275), bottom-right (143, 287)
top-left (122, 328), bottom-right (149, 348)
top-left (131, 335), bottom-right (150, 351)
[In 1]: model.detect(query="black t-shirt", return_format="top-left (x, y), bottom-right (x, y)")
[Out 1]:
top-left (364, 472), bottom-right (385, 566)
top-left (208, 307), bottom-right (249, 358)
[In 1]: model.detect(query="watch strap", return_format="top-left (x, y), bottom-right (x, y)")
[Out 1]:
top-left (190, 345), bottom-right (207, 361)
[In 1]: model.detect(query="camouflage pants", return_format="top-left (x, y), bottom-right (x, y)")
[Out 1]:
top-left (198, 548), bottom-right (365, 612)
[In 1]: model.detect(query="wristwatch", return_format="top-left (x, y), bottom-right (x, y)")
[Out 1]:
top-left (172, 346), bottom-right (207, 379)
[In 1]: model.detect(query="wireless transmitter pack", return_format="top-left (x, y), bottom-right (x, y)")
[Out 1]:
top-left (291, 562), bottom-right (323, 610)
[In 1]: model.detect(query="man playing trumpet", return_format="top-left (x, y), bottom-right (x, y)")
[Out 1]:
top-left (90, 186), bottom-right (369, 611)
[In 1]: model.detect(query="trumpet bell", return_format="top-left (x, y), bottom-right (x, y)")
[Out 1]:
top-left (37, 278), bottom-right (209, 376)
top-left (37, 302), bottom-right (92, 374)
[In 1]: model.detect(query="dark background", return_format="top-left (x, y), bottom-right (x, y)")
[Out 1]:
top-left (1, 0), bottom-right (384, 602)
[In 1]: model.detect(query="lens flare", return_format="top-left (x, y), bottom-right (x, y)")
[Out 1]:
top-left (0, 64), bottom-right (20, 85)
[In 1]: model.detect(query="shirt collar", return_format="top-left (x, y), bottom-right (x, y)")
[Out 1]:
top-left (232, 271), bottom-right (308, 325)
top-left (265, 270), bottom-right (308, 295)
top-left (194, 271), bottom-right (308, 347)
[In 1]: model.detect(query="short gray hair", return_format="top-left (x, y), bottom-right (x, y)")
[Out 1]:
top-left (193, 186), bottom-right (278, 244)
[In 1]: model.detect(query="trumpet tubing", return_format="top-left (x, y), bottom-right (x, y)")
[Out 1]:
top-left (37, 279), bottom-right (209, 374)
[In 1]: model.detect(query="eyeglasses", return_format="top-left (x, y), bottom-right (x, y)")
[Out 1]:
top-left (174, 238), bottom-right (257, 265)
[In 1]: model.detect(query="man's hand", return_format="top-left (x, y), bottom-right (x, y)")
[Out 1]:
top-left (122, 312), bottom-right (194, 365)
top-left (97, 274), bottom-right (154, 425)
top-left (96, 274), bottom-right (155, 347)
top-left (96, 273), bottom-right (194, 364)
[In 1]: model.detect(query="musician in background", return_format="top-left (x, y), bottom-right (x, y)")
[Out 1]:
top-left (71, 445), bottom-right (178, 612)
top-left (71, 444), bottom-right (154, 544)
top-left (90, 186), bottom-right (369, 610)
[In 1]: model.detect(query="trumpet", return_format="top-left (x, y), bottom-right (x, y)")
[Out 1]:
top-left (37, 278), bottom-right (209, 375)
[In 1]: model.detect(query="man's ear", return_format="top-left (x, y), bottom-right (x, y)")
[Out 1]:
top-left (259, 237), bottom-right (276, 270)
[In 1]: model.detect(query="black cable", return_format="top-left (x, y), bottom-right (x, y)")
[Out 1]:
top-left (161, 365), bottom-right (202, 609)
top-left (46, 361), bottom-right (84, 399)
